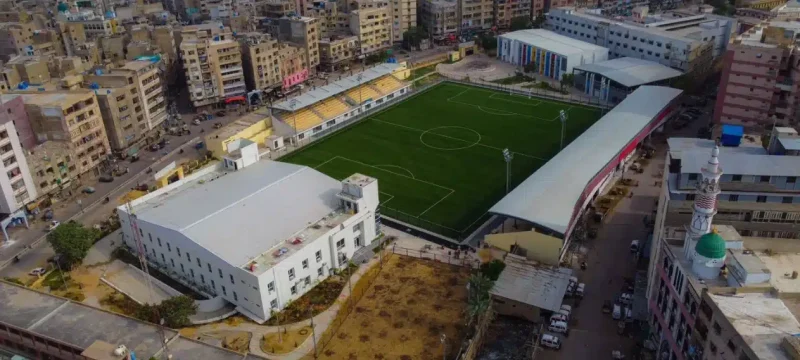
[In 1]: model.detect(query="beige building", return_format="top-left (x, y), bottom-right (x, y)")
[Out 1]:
top-left (278, 43), bottom-right (307, 84)
top-left (180, 23), bottom-right (246, 108)
top-left (390, 0), bottom-right (416, 42)
top-left (304, 1), bottom-right (350, 38)
top-left (319, 35), bottom-right (359, 71)
top-left (276, 16), bottom-right (320, 72)
top-left (239, 32), bottom-right (282, 92)
top-left (350, 4), bottom-right (392, 56)
top-left (419, 0), bottom-right (458, 37)
top-left (11, 91), bottom-right (110, 195)
top-left (460, 0), bottom-right (494, 32)
top-left (257, 0), bottom-right (297, 18)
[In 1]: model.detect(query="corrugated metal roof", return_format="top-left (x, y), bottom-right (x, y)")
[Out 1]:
top-left (489, 86), bottom-right (682, 236)
top-left (489, 254), bottom-right (572, 312)
top-left (271, 63), bottom-right (402, 111)
top-left (129, 160), bottom-right (342, 266)
top-left (573, 57), bottom-right (683, 87)
top-left (498, 29), bottom-right (608, 56)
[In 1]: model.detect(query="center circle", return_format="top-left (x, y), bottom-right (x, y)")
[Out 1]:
top-left (419, 126), bottom-right (481, 151)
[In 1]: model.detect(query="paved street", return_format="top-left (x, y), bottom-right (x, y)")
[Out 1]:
top-left (0, 109), bottom-right (247, 276)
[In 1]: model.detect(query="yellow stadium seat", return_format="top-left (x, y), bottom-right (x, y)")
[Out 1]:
top-left (312, 98), bottom-right (349, 119)
top-left (346, 86), bottom-right (380, 104)
top-left (284, 108), bottom-right (323, 132)
top-left (370, 76), bottom-right (404, 95)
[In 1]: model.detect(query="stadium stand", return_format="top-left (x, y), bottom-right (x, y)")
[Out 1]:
top-left (312, 97), bottom-right (350, 119)
top-left (346, 85), bottom-right (381, 104)
top-left (286, 108), bottom-right (323, 132)
top-left (370, 75), bottom-right (404, 95)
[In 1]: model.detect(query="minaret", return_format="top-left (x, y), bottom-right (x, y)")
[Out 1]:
top-left (683, 145), bottom-right (722, 261)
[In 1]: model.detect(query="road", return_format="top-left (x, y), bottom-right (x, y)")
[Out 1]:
top-left (0, 109), bottom-right (247, 277)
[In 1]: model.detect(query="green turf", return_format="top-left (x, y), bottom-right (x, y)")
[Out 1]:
top-left (280, 82), bottom-right (603, 239)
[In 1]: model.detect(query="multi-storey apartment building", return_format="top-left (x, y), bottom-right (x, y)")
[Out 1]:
top-left (350, 4), bottom-right (392, 56)
top-left (91, 85), bottom-right (142, 152)
top-left (713, 21), bottom-right (800, 128)
top-left (277, 43), bottom-right (308, 89)
top-left (494, 0), bottom-right (532, 29)
top-left (389, 0), bottom-right (416, 42)
top-left (276, 16), bottom-right (320, 72)
top-left (257, 0), bottom-right (297, 18)
top-left (305, 1), bottom-right (350, 38)
top-left (180, 23), bottom-right (246, 108)
top-left (239, 32), bottom-right (282, 92)
top-left (0, 22), bottom-right (44, 61)
top-left (57, 10), bottom-right (119, 41)
top-left (545, 8), bottom-right (737, 73)
top-left (459, 0), bottom-right (493, 33)
top-left (0, 96), bottom-right (36, 213)
top-left (419, 0), bottom-right (458, 37)
top-left (318, 35), bottom-right (359, 71)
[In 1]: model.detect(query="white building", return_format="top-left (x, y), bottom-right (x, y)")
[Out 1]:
top-left (497, 29), bottom-right (609, 80)
top-left (118, 144), bottom-right (380, 323)
top-left (545, 8), bottom-right (737, 73)
top-left (0, 120), bottom-right (36, 215)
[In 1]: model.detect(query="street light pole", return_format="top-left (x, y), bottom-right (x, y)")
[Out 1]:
top-left (502, 148), bottom-right (513, 194)
top-left (559, 109), bottom-right (568, 150)
top-left (440, 333), bottom-right (447, 360)
top-left (289, 99), bottom-right (298, 144)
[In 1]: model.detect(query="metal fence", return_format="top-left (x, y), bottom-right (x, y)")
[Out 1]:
top-left (389, 245), bottom-right (480, 269)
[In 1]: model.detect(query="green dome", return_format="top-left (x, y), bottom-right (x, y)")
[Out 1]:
top-left (695, 231), bottom-right (726, 259)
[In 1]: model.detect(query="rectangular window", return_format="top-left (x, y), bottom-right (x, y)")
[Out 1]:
top-left (336, 239), bottom-right (345, 250)
top-left (211, 279), bottom-right (215, 289)
top-left (190, 269), bottom-right (195, 278)
top-left (732, 175), bottom-right (742, 182)
top-left (289, 268), bottom-right (295, 280)
top-left (176, 247), bottom-right (181, 256)
top-left (233, 291), bottom-right (238, 301)
top-left (268, 281), bottom-right (275, 292)
top-left (207, 263), bottom-right (212, 273)
top-left (196, 258), bottom-right (201, 267)
top-left (730, 194), bottom-right (739, 202)
top-left (271, 299), bottom-right (278, 308)
top-left (148, 233), bottom-right (153, 242)
top-left (222, 285), bottom-right (227, 295)
top-left (783, 197), bottom-right (793, 204)
top-left (788, 176), bottom-right (797, 183)
top-left (757, 196), bottom-right (767, 203)
top-left (186, 253), bottom-right (191, 262)
top-left (219, 269), bottom-right (223, 278)
top-left (760, 175), bottom-right (770, 183)
top-left (291, 285), bottom-right (297, 295)
top-left (200, 274), bottom-right (205, 284)
top-left (171, 259), bottom-right (175, 267)
top-left (230, 274), bottom-right (234, 284)
top-left (305, 276), bottom-right (311, 286)
top-left (316, 250), bottom-right (322, 262)
top-left (181, 263), bottom-right (185, 272)
top-left (302, 259), bottom-right (309, 269)
top-left (161, 253), bottom-right (165, 262)
top-left (688, 173), bottom-right (698, 181)
top-left (167, 243), bottom-right (171, 252)
top-left (157, 238), bottom-right (162, 247)
top-left (318, 267), bottom-right (323, 276)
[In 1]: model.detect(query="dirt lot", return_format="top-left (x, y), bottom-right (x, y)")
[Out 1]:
top-left (318, 254), bottom-right (470, 359)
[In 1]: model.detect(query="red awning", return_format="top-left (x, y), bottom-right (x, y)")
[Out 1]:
top-left (225, 96), bottom-right (246, 103)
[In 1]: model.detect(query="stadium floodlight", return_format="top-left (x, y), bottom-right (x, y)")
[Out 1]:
top-left (559, 109), bottom-right (568, 150)
top-left (289, 98), bottom-right (299, 138)
top-left (357, 73), bottom-right (364, 108)
top-left (503, 148), bottom-right (513, 194)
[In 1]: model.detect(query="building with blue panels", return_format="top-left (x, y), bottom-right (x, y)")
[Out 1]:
top-left (497, 29), bottom-right (608, 80)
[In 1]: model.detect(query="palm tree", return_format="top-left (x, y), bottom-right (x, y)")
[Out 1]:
top-left (466, 274), bottom-right (494, 326)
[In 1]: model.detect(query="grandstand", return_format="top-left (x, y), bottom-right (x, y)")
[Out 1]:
top-left (270, 63), bottom-right (411, 142)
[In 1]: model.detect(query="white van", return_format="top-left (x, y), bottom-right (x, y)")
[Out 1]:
top-left (550, 313), bottom-right (568, 323)
top-left (540, 334), bottom-right (562, 350)
top-left (630, 240), bottom-right (640, 254)
top-left (576, 283), bottom-right (585, 298)
top-left (561, 305), bottom-right (573, 315)
top-left (624, 307), bottom-right (633, 322)
top-left (549, 320), bottom-right (569, 334)
top-left (558, 309), bottom-right (571, 320)
top-left (620, 293), bottom-right (633, 305)
top-left (612, 304), bottom-right (622, 320)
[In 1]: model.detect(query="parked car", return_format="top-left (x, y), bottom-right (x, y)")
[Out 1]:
top-left (630, 240), bottom-right (640, 254)
top-left (216, 110), bottom-right (226, 117)
top-left (29, 267), bottom-right (46, 276)
top-left (213, 122), bottom-right (222, 129)
top-left (193, 119), bottom-right (201, 125)
top-left (99, 175), bottom-right (114, 183)
top-left (47, 220), bottom-right (60, 231)
top-left (540, 334), bottom-right (562, 350)
top-left (549, 320), bottom-right (569, 335)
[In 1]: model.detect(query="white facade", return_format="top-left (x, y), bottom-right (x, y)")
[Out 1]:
top-left (545, 8), bottom-right (736, 72)
top-left (497, 29), bottom-right (608, 80)
top-left (0, 120), bottom-right (35, 213)
top-left (118, 151), bottom-right (380, 323)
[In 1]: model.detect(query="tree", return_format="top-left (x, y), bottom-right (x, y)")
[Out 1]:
top-left (136, 295), bottom-right (197, 328)
top-left (46, 221), bottom-right (99, 269)
top-left (560, 73), bottom-right (575, 91)
top-left (478, 33), bottom-right (497, 51)
top-left (403, 26), bottom-right (429, 50)
top-left (480, 260), bottom-right (506, 281)
top-left (524, 61), bottom-right (539, 74)
top-left (465, 274), bottom-right (494, 325)
top-left (510, 16), bottom-right (532, 31)
top-left (532, 14), bottom-right (546, 29)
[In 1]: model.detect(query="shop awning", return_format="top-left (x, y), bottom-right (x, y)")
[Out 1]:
top-left (225, 96), bottom-right (246, 103)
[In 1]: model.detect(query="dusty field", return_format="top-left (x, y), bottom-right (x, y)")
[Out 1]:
top-left (262, 326), bottom-right (313, 354)
top-left (319, 254), bottom-right (470, 359)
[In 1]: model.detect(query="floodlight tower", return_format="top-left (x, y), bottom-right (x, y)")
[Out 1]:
top-left (502, 148), bottom-right (513, 194)
top-left (559, 110), bottom-right (568, 150)
top-left (289, 98), bottom-right (299, 141)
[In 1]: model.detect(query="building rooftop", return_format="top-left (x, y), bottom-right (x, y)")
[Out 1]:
top-left (711, 292), bottom-right (800, 360)
top-left (778, 136), bottom-right (800, 151)
top-left (4, 90), bottom-right (93, 108)
top-left (123, 160), bottom-right (343, 267)
top-left (270, 63), bottom-right (403, 111)
top-left (0, 281), bottom-right (258, 359)
top-left (668, 138), bottom-right (800, 177)
top-left (498, 29), bottom-right (608, 56)
top-left (490, 254), bottom-right (573, 312)
top-left (121, 59), bottom-right (158, 71)
top-left (490, 86), bottom-right (682, 236)
top-left (573, 57), bottom-right (683, 87)
top-left (209, 110), bottom-right (271, 141)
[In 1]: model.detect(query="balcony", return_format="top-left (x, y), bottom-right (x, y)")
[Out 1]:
top-left (776, 79), bottom-right (793, 92)
top-left (0, 136), bottom-right (10, 148)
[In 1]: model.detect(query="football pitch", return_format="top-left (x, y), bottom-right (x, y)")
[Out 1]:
top-left (280, 82), bottom-right (604, 239)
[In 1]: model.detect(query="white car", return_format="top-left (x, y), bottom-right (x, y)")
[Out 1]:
top-left (29, 267), bottom-right (46, 276)
top-left (47, 220), bottom-right (60, 231)
top-left (540, 334), bottom-right (562, 350)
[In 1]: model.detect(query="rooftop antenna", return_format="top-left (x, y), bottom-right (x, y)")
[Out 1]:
top-left (124, 201), bottom-right (171, 358)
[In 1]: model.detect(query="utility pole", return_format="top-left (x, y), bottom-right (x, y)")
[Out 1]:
top-left (559, 109), bottom-right (568, 150)
top-left (440, 333), bottom-right (447, 360)
top-left (289, 99), bottom-right (298, 144)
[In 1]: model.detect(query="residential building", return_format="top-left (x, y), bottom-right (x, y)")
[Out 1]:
top-left (494, 0), bottom-right (532, 29)
top-left (545, 8), bottom-right (737, 73)
top-left (180, 23), bottom-right (246, 108)
top-left (304, 1), bottom-right (350, 38)
top-left (419, 0), bottom-right (458, 38)
top-left (8, 91), bottom-right (109, 196)
top-left (459, 0), bottom-right (493, 33)
top-left (350, 4), bottom-right (392, 56)
top-left (646, 143), bottom-right (800, 360)
top-left (0, 22), bottom-right (44, 61)
top-left (201, 0), bottom-right (234, 19)
top-left (239, 32), bottom-right (282, 92)
top-left (277, 43), bottom-right (308, 89)
top-left (58, 11), bottom-right (120, 40)
top-left (276, 16), bottom-right (320, 72)
top-left (257, 0), bottom-right (297, 18)
top-left (713, 21), bottom-right (800, 128)
top-left (318, 35), bottom-right (359, 71)
top-left (0, 96), bottom-right (36, 213)
top-left (117, 151), bottom-right (380, 323)
top-left (389, 0), bottom-right (416, 43)
top-left (497, 29), bottom-right (609, 80)
top-left (90, 85), bottom-right (142, 153)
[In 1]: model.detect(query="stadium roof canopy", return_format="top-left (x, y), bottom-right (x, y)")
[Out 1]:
top-left (271, 63), bottom-right (401, 111)
top-left (573, 57), bottom-right (683, 88)
top-left (498, 29), bottom-right (608, 56)
top-left (489, 86), bottom-right (682, 237)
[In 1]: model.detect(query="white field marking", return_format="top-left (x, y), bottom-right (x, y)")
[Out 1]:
top-left (476, 106), bottom-right (517, 116)
top-left (419, 126), bottom-right (482, 151)
top-left (419, 189), bottom-right (455, 217)
top-left (379, 192), bottom-right (395, 205)
top-left (374, 164), bottom-right (416, 179)
top-left (314, 156), bottom-right (340, 169)
top-left (448, 96), bottom-right (557, 122)
top-left (447, 88), bottom-right (470, 102)
top-left (333, 156), bottom-right (456, 218)
top-left (372, 118), bottom-right (548, 161)
top-left (489, 92), bottom-right (542, 107)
